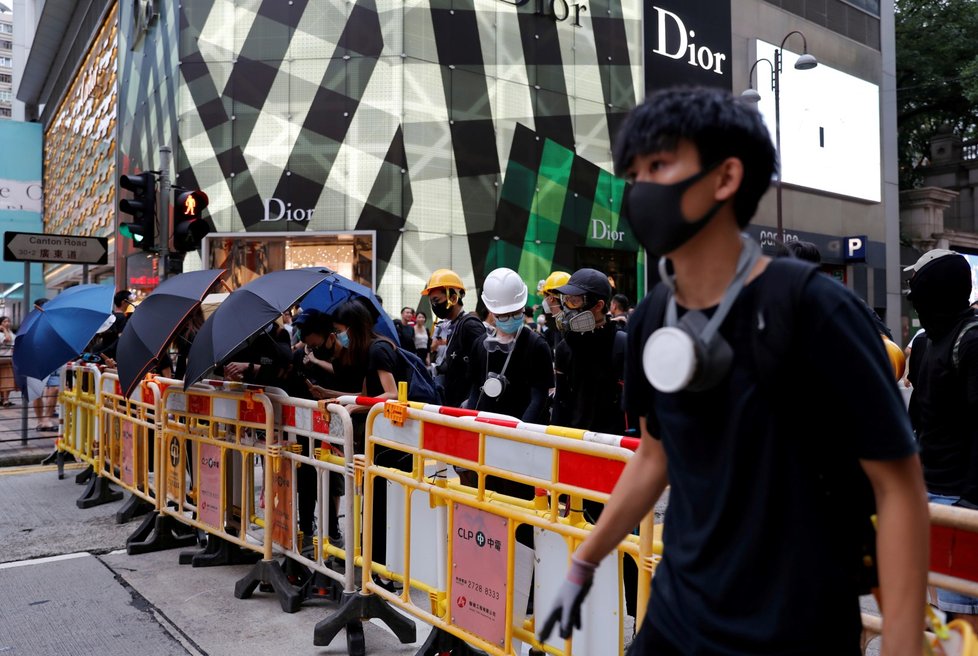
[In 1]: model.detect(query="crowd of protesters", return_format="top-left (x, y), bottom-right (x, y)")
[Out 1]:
top-left (17, 86), bottom-right (978, 654)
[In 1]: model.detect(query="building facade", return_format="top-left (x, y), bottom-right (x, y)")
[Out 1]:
top-left (17, 0), bottom-right (901, 336)
top-left (0, 8), bottom-right (13, 119)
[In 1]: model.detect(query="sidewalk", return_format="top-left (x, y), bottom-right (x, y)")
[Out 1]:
top-left (0, 389), bottom-right (61, 467)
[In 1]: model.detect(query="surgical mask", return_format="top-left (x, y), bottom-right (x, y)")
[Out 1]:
top-left (624, 164), bottom-right (724, 257)
top-left (558, 308), bottom-right (597, 333)
top-left (335, 330), bottom-right (350, 349)
top-left (495, 316), bottom-right (523, 335)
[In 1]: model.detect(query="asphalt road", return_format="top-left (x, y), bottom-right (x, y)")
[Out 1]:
top-left (0, 464), bottom-right (433, 655)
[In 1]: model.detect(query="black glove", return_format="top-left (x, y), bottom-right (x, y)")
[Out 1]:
top-left (538, 555), bottom-right (597, 642)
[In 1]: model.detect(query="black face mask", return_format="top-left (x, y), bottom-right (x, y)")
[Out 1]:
top-left (431, 300), bottom-right (451, 319)
top-left (624, 165), bottom-right (724, 257)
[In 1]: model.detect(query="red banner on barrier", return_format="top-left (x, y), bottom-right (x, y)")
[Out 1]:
top-left (451, 503), bottom-right (509, 647)
top-left (557, 451), bottom-right (625, 495)
top-left (931, 525), bottom-right (978, 582)
top-left (423, 423), bottom-right (479, 462)
top-left (239, 399), bottom-right (266, 424)
top-left (312, 410), bottom-right (330, 434)
top-left (198, 443), bottom-right (222, 530)
top-left (187, 394), bottom-right (211, 416)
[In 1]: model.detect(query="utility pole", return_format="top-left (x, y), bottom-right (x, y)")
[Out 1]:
top-left (159, 145), bottom-right (171, 281)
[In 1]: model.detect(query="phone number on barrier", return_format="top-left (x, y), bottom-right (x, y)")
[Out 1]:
top-left (455, 575), bottom-right (501, 600)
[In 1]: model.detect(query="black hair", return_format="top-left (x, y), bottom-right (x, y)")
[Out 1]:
top-left (400, 306), bottom-right (414, 315)
top-left (33, 298), bottom-right (48, 307)
top-left (611, 293), bottom-right (630, 310)
top-left (334, 299), bottom-right (396, 365)
top-left (114, 290), bottom-right (131, 307)
top-left (296, 309), bottom-right (334, 338)
top-left (612, 86), bottom-right (777, 227)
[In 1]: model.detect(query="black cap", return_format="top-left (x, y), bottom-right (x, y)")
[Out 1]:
top-left (554, 268), bottom-right (612, 301)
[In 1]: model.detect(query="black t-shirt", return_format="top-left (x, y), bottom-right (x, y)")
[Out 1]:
top-left (468, 329), bottom-right (554, 423)
top-left (553, 320), bottom-right (627, 435)
top-left (365, 339), bottom-right (405, 397)
top-left (438, 311), bottom-right (487, 407)
top-left (908, 316), bottom-right (978, 502)
top-left (624, 267), bottom-right (917, 654)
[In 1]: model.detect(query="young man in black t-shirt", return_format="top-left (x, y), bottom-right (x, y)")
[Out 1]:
top-left (539, 87), bottom-right (928, 655)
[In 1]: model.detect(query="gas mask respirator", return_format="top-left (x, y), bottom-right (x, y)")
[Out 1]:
top-left (558, 308), bottom-right (597, 333)
top-left (642, 237), bottom-right (759, 393)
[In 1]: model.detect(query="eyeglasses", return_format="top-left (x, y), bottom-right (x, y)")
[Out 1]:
top-left (560, 294), bottom-right (586, 310)
top-left (494, 310), bottom-right (523, 321)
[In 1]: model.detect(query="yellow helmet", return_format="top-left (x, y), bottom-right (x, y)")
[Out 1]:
top-left (882, 337), bottom-right (906, 380)
top-left (422, 269), bottom-right (465, 295)
top-left (539, 271), bottom-right (571, 295)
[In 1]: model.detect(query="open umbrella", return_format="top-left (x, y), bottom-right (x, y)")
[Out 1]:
top-left (117, 269), bottom-right (226, 398)
top-left (183, 268), bottom-right (333, 389)
top-left (301, 272), bottom-right (398, 343)
top-left (13, 284), bottom-right (115, 385)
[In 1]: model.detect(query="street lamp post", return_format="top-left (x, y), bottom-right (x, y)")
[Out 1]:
top-left (742, 31), bottom-right (818, 243)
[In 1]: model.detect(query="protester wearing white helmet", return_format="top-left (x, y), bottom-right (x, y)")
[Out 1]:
top-left (465, 267), bottom-right (554, 424)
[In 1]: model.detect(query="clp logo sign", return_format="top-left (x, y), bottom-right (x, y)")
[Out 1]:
top-left (844, 235), bottom-right (867, 263)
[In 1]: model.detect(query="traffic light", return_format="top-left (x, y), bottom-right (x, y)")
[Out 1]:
top-left (173, 189), bottom-right (211, 252)
top-left (119, 172), bottom-right (157, 250)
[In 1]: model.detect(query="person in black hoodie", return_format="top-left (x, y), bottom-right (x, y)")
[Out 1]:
top-left (907, 248), bottom-right (978, 630)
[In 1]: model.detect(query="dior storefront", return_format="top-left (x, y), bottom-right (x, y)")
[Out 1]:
top-left (26, 0), bottom-right (894, 325)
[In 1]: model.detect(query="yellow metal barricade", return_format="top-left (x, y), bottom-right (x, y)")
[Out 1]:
top-left (57, 362), bottom-right (101, 466)
top-left (263, 391), bottom-right (361, 616)
top-left (96, 371), bottom-right (161, 518)
top-left (156, 381), bottom-right (308, 612)
top-left (316, 397), bottom-right (659, 656)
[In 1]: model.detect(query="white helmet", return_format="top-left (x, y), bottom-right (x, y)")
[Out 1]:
top-left (481, 268), bottom-right (528, 315)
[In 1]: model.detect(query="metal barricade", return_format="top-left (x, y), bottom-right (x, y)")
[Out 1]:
top-left (315, 394), bottom-right (659, 656)
top-left (97, 371), bottom-right (161, 520)
top-left (58, 362), bottom-right (101, 467)
top-left (261, 391), bottom-right (366, 633)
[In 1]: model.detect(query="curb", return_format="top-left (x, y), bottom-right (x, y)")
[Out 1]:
top-left (0, 450), bottom-right (53, 469)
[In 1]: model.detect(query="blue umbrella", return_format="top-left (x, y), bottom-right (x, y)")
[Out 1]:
top-left (300, 272), bottom-right (398, 343)
top-left (13, 284), bottom-right (115, 382)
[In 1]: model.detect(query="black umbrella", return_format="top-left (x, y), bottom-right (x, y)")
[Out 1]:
top-left (117, 269), bottom-right (227, 398)
top-left (183, 268), bottom-right (333, 389)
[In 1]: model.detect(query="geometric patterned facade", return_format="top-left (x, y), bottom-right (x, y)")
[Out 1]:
top-left (116, 0), bottom-right (644, 307)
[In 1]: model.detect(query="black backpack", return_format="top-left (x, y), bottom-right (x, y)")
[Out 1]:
top-left (644, 257), bottom-right (880, 593)
top-left (396, 346), bottom-right (442, 404)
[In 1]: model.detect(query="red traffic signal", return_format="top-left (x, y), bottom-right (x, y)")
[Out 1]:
top-left (173, 189), bottom-right (211, 252)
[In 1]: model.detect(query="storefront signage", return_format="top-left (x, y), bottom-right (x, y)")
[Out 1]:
top-left (590, 218), bottom-right (627, 243)
top-left (645, 0), bottom-right (732, 92)
top-left (0, 179), bottom-right (43, 213)
top-left (262, 197), bottom-right (316, 222)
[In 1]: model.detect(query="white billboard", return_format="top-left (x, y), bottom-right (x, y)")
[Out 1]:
top-left (753, 40), bottom-right (881, 203)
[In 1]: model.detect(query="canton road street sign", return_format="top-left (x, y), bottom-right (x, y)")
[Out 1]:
top-left (3, 231), bottom-right (109, 265)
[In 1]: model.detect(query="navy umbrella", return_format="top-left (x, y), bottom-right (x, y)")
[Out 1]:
top-left (117, 269), bottom-right (226, 398)
top-left (13, 284), bottom-right (115, 384)
top-left (301, 272), bottom-right (398, 343)
top-left (183, 268), bottom-right (333, 389)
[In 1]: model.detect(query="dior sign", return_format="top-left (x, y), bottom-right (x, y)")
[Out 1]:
top-left (644, 0), bottom-right (732, 92)
top-left (262, 197), bottom-right (316, 222)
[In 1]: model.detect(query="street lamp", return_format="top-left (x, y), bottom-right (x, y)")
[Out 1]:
top-left (742, 31), bottom-right (818, 243)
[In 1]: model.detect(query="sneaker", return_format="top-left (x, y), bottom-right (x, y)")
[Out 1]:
top-left (328, 532), bottom-right (344, 549)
